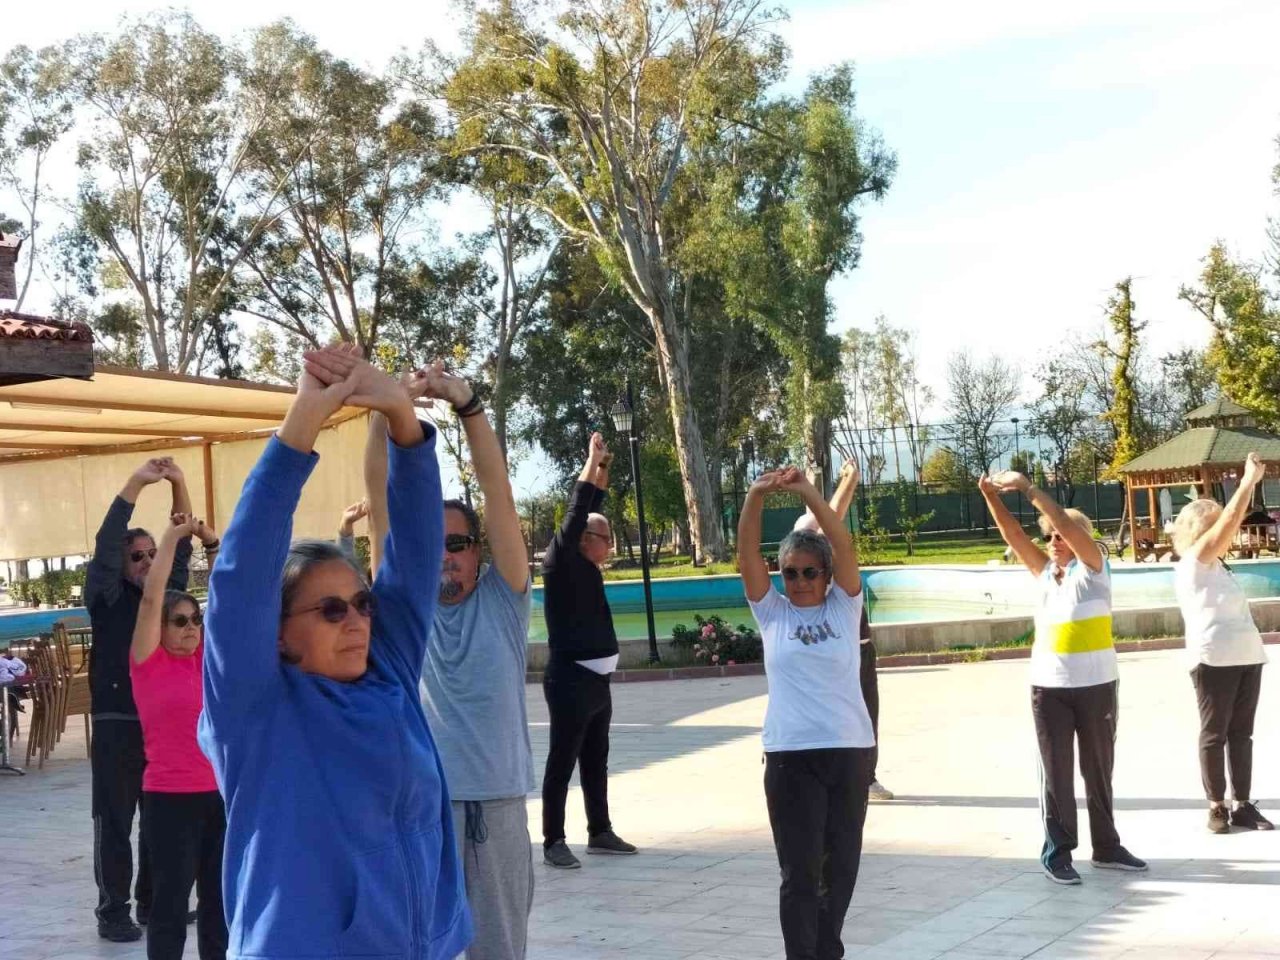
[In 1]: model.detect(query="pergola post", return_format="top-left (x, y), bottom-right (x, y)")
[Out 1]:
top-left (202, 442), bottom-right (216, 528)
top-left (1126, 481), bottom-right (1137, 560)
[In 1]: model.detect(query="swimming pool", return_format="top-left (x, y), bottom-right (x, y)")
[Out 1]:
top-left (8, 559), bottom-right (1280, 643)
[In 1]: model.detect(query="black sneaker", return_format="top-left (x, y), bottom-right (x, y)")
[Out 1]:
top-left (587, 830), bottom-right (638, 855)
top-left (1231, 802), bottom-right (1275, 831)
top-left (98, 918), bottom-right (143, 942)
top-left (543, 840), bottom-right (581, 869)
top-left (1044, 862), bottom-right (1082, 885)
top-left (1091, 846), bottom-right (1148, 872)
top-left (1208, 805), bottom-right (1231, 834)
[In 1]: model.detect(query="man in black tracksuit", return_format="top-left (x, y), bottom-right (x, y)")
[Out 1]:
top-left (86, 457), bottom-right (196, 943)
top-left (540, 432), bottom-right (638, 869)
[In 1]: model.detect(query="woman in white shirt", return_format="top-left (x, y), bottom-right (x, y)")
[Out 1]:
top-left (1172, 452), bottom-right (1273, 834)
top-left (980, 470), bottom-right (1146, 886)
top-left (739, 466), bottom-right (874, 960)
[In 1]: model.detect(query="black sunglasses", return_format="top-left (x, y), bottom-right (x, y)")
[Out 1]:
top-left (1048, 532), bottom-right (1065, 543)
top-left (286, 591), bottom-right (376, 624)
top-left (782, 566), bottom-right (827, 581)
top-left (130, 548), bottom-right (158, 563)
top-left (168, 613), bottom-right (203, 629)
top-left (444, 534), bottom-right (480, 553)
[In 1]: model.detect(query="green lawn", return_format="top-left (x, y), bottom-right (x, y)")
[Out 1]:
top-left (590, 533), bottom-right (1010, 581)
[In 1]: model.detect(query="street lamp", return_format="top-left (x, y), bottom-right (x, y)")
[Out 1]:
top-left (1011, 417), bottom-right (1022, 526)
top-left (610, 381), bottom-right (660, 665)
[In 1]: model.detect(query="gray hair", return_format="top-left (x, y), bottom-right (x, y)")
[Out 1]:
top-left (162, 590), bottom-right (200, 623)
top-left (778, 529), bottom-right (834, 574)
top-left (281, 539), bottom-right (369, 616)
top-left (1173, 499), bottom-right (1222, 555)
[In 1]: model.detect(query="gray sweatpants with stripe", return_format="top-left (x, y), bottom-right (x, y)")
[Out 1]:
top-left (452, 796), bottom-right (535, 960)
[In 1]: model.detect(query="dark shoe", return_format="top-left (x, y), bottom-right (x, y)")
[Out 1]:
top-left (98, 918), bottom-right (143, 942)
top-left (1208, 805), bottom-right (1231, 834)
top-left (1231, 802), bottom-right (1274, 831)
top-left (587, 830), bottom-right (638, 855)
top-left (543, 840), bottom-right (581, 869)
top-left (1044, 862), bottom-right (1082, 885)
top-left (1091, 846), bottom-right (1148, 872)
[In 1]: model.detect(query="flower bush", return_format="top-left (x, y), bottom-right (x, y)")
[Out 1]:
top-left (670, 614), bottom-right (763, 665)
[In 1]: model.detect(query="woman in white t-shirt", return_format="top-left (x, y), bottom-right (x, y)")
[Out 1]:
top-left (1171, 451), bottom-right (1273, 834)
top-left (739, 465), bottom-right (874, 960)
top-left (980, 470), bottom-right (1146, 886)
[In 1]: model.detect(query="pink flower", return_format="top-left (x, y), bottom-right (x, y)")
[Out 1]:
top-left (727, 660), bottom-right (736, 666)
top-left (701, 624), bottom-right (716, 639)
top-left (711, 654), bottom-right (720, 664)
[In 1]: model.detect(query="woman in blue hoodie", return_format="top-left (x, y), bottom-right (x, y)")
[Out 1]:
top-left (198, 344), bottom-right (471, 960)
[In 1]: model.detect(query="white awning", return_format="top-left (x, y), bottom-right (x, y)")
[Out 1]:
top-left (0, 366), bottom-right (374, 561)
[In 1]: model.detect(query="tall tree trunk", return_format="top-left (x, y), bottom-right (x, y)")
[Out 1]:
top-left (647, 295), bottom-right (726, 563)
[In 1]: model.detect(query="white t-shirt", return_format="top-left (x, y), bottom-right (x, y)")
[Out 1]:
top-left (748, 583), bottom-right (875, 752)
top-left (1030, 560), bottom-right (1119, 689)
top-left (1175, 557), bottom-right (1268, 669)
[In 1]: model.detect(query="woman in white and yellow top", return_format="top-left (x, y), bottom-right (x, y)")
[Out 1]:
top-left (1172, 452), bottom-right (1272, 835)
top-left (980, 470), bottom-right (1147, 886)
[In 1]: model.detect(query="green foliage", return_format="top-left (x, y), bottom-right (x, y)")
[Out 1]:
top-left (891, 478), bottom-right (935, 558)
top-left (1179, 244), bottom-right (1280, 427)
top-left (854, 496), bottom-right (891, 565)
top-left (1099, 278), bottom-right (1144, 478)
top-left (921, 447), bottom-right (969, 491)
top-left (670, 614), bottom-right (762, 665)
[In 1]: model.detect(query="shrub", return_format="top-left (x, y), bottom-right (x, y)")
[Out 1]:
top-left (671, 614), bottom-right (763, 665)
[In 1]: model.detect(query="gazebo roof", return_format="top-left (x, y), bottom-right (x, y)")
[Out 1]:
top-left (1184, 397), bottom-right (1252, 422)
top-left (1120, 426), bottom-right (1280, 475)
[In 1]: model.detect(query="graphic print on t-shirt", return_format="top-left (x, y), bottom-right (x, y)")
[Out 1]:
top-left (791, 618), bottom-right (840, 645)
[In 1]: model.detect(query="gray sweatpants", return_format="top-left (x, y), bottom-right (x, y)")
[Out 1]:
top-left (451, 797), bottom-right (535, 960)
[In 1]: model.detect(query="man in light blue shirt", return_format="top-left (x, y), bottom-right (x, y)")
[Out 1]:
top-left (366, 367), bottom-right (534, 960)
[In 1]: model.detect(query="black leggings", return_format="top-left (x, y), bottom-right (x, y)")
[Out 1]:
top-left (141, 790), bottom-right (228, 960)
top-left (1192, 664), bottom-right (1263, 803)
top-left (765, 748), bottom-right (874, 960)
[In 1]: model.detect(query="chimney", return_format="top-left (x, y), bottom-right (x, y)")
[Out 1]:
top-left (0, 233), bottom-right (22, 301)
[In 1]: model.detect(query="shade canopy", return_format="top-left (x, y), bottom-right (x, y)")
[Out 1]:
top-left (0, 366), bottom-right (375, 561)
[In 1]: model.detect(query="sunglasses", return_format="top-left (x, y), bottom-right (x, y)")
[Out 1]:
top-left (167, 613), bottom-right (203, 629)
top-left (287, 591), bottom-right (376, 623)
top-left (782, 566), bottom-right (827, 581)
top-left (130, 548), bottom-right (158, 563)
top-left (444, 534), bottom-right (480, 553)
top-left (1048, 532), bottom-right (1065, 543)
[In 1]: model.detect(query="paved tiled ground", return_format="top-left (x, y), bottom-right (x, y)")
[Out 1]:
top-left (2, 649), bottom-right (1278, 958)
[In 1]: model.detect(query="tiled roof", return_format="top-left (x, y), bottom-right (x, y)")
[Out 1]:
top-left (0, 311), bottom-right (94, 343)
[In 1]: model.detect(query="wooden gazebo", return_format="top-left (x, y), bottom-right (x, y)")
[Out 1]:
top-left (1119, 398), bottom-right (1280, 560)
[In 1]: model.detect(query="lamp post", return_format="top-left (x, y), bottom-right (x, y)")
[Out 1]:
top-left (1011, 417), bottom-right (1022, 526)
top-left (611, 381), bottom-right (660, 665)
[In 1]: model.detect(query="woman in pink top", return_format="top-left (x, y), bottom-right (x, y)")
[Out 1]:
top-left (130, 514), bottom-right (227, 960)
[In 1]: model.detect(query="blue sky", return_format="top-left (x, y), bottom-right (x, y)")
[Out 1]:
top-left (6, 0), bottom-right (1280, 493)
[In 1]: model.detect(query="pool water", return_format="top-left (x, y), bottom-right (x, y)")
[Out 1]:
top-left (9, 559), bottom-right (1280, 644)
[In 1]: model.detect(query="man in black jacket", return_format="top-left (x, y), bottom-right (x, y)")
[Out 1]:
top-left (86, 456), bottom-right (215, 942)
top-left (541, 432), bottom-right (637, 869)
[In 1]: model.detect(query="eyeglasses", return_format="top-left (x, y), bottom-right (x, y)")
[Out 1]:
top-left (167, 613), bottom-right (203, 629)
top-left (1048, 532), bottom-right (1065, 543)
top-left (444, 534), bottom-right (480, 553)
top-left (130, 548), bottom-right (158, 563)
top-left (286, 591), bottom-right (376, 623)
top-left (782, 566), bottom-right (827, 581)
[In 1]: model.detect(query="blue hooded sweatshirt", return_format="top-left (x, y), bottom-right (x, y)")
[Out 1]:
top-left (198, 426), bottom-right (471, 960)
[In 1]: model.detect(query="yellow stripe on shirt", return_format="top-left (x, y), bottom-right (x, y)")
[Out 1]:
top-left (1043, 615), bottom-right (1114, 654)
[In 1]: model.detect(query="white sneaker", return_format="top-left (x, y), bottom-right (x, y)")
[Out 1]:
top-left (868, 780), bottom-right (894, 801)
